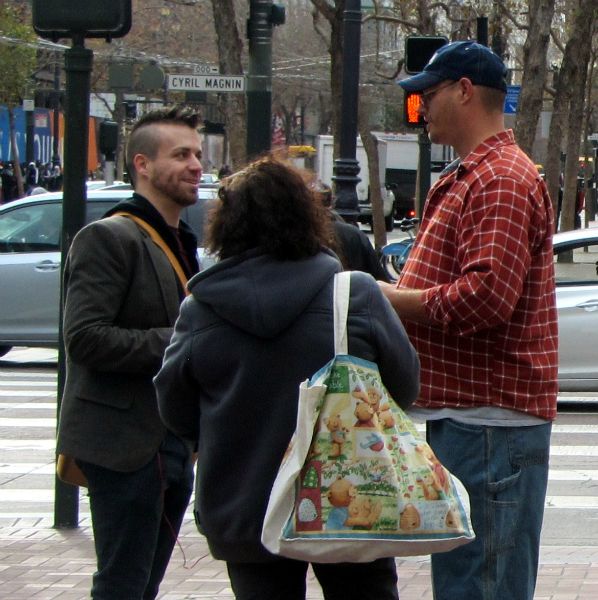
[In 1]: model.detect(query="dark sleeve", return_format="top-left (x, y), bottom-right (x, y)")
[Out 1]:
top-left (63, 222), bottom-right (173, 373)
top-left (333, 221), bottom-right (389, 282)
top-left (154, 297), bottom-right (200, 441)
top-left (356, 273), bottom-right (420, 410)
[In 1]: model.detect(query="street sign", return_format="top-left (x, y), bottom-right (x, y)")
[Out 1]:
top-left (167, 74), bottom-right (245, 93)
top-left (505, 85), bottom-right (520, 114)
top-left (193, 64), bottom-right (219, 75)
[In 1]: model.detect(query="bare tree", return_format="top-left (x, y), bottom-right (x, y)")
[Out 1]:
top-left (512, 0), bottom-right (556, 156)
top-left (545, 0), bottom-right (597, 232)
top-left (210, 0), bottom-right (246, 168)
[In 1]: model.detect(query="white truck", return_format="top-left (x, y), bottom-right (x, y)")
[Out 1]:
top-left (315, 134), bottom-right (396, 231)
top-left (375, 132), bottom-right (452, 219)
top-left (315, 133), bottom-right (453, 229)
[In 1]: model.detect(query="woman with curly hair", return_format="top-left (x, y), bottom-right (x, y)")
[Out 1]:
top-left (154, 156), bottom-right (419, 600)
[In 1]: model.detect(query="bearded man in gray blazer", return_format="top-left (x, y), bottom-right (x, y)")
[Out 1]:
top-left (57, 106), bottom-right (203, 600)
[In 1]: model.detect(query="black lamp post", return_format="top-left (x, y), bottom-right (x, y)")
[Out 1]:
top-left (246, 1), bottom-right (285, 159)
top-left (332, 0), bottom-right (361, 223)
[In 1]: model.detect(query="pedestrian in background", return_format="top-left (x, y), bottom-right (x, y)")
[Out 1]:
top-left (218, 163), bottom-right (232, 179)
top-left (25, 161), bottom-right (38, 195)
top-left (380, 41), bottom-right (558, 600)
top-left (0, 162), bottom-right (17, 202)
top-left (57, 106), bottom-right (203, 600)
top-left (154, 156), bottom-right (420, 600)
top-left (313, 181), bottom-right (390, 281)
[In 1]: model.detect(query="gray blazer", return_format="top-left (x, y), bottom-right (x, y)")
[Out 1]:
top-left (56, 215), bottom-right (183, 472)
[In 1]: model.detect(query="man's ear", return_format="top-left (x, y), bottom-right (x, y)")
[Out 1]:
top-left (132, 153), bottom-right (148, 178)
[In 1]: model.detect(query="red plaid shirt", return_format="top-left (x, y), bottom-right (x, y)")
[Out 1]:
top-left (399, 130), bottom-right (558, 420)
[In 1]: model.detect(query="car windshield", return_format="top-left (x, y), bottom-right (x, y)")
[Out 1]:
top-left (0, 203), bottom-right (61, 252)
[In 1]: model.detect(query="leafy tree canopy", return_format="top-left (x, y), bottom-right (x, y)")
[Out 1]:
top-left (0, 5), bottom-right (37, 107)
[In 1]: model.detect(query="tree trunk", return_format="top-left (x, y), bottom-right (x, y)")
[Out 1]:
top-left (211, 0), bottom-right (246, 169)
top-left (561, 10), bottom-right (592, 233)
top-left (545, 0), bottom-right (595, 232)
top-left (114, 91), bottom-right (126, 180)
top-left (513, 0), bottom-right (555, 157)
top-left (359, 118), bottom-right (386, 249)
top-left (8, 107), bottom-right (24, 198)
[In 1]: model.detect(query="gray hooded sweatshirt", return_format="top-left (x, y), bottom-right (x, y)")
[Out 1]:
top-left (155, 247), bottom-right (419, 562)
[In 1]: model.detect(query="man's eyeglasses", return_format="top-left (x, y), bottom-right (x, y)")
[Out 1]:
top-left (420, 80), bottom-right (459, 107)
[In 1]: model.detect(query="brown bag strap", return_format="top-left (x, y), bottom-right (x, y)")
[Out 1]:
top-left (113, 211), bottom-right (190, 296)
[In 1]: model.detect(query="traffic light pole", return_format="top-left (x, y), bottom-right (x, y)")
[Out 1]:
top-left (54, 35), bottom-right (92, 529)
top-left (417, 131), bottom-right (431, 218)
top-left (332, 0), bottom-right (361, 222)
top-left (246, 0), bottom-right (274, 158)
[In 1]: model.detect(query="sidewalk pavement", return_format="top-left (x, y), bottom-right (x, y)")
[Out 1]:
top-left (1, 515), bottom-right (597, 600)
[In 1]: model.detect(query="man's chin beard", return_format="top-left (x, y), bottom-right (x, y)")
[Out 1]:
top-left (173, 194), bottom-right (198, 207)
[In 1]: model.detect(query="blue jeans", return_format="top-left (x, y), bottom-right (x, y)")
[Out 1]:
top-left (77, 432), bottom-right (194, 600)
top-left (226, 557), bottom-right (399, 600)
top-left (427, 419), bottom-right (551, 600)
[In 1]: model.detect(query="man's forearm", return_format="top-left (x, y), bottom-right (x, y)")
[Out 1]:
top-left (378, 282), bottom-right (429, 323)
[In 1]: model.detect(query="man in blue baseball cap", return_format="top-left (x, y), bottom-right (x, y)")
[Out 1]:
top-left (381, 40), bottom-right (557, 600)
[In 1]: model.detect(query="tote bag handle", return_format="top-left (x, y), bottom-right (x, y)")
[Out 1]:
top-left (333, 271), bottom-right (351, 355)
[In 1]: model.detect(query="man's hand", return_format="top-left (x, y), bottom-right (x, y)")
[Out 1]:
top-left (377, 281), bottom-right (428, 323)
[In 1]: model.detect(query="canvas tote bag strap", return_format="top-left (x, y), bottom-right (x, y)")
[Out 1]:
top-left (112, 211), bottom-right (190, 296)
top-left (333, 271), bottom-right (351, 355)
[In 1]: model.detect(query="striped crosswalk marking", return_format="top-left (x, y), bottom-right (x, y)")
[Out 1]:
top-left (2, 364), bottom-right (598, 523)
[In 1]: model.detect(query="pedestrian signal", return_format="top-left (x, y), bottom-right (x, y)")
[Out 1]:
top-left (404, 92), bottom-right (424, 128)
top-left (405, 36), bottom-right (448, 74)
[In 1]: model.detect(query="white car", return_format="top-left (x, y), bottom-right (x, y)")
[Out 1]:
top-left (553, 227), bottom-right (598, 391)
top-left (0, 188), bottom-right (217, 356)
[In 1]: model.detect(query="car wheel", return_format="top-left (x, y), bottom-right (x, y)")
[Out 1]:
top-left (385, 212), bottom-right (394, 232)
top-left (0, 346), bottom-right (12, 358)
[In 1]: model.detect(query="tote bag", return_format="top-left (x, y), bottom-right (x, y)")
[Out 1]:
top-left (261, 271), bottom-right (474, 563)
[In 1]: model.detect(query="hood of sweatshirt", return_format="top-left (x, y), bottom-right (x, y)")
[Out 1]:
top-left (187, 248), bottom-right (341, 339)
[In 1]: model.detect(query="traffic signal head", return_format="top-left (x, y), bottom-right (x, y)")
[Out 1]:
top-left (404, 92), bottom-right (424, 129)
top-left (99, 121), bottom-right (118, 158)
top-left (405, 36), bottom-right (448, 74)
top-left (32, 0), bottom-right (131, 41)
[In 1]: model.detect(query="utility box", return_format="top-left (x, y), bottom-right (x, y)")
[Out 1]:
top-left (32, 0), bottom-right (132, 41)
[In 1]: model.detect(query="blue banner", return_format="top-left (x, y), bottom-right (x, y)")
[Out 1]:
top-left (0, 106), bottom-right (55, 165)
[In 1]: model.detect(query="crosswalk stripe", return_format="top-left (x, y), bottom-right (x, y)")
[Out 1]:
top-left (0, 463), bottom-right (54, 474)
top-left (0, 381), bottom-right (58, 387)
top-left (0, 390), bottom-right (57, 397)
top-left (0, 403), bottom-right (56, 409)
top-left (0, 418), bottom-right (56, 426)
top-left (0, 372), bottom-right (57, 379)
top-left (1, 440), bottom-right (56, 449)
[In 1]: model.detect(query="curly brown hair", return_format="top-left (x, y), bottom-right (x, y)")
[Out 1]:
top-left (206, 156), bottom-right (333, 261)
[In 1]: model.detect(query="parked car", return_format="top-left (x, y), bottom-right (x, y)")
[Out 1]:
top-left (553, 227), bottom-right (598, 391)
top-left (357, 186), bottom-right (396, 232)
top-left (85, 180), bottom-right (127, 191)
top-left (200, 173), bottom-right (220, 188)
top-left (0, 188), bottom-right (217, 356)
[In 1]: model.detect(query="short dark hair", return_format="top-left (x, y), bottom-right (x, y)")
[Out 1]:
top-left (125, 105), bottom-right (201, 187)
top-left (477, 85), bottom-right (507, 113)
top-left (206, 156), bottom-right (332, 261)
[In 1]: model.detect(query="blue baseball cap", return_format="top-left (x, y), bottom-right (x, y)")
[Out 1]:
top-left (398, 41), bottom-right (508, 93)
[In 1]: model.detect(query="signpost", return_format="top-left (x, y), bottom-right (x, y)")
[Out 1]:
top-left (167, 74), bottom-right (245, 92)
top-left (505, 85), bottom-right (521, 114)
